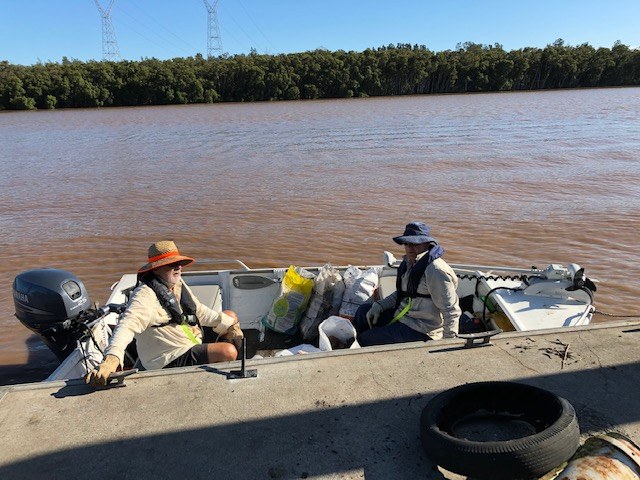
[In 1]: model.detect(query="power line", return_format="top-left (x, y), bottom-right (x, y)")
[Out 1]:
top-left (118, 1), bottom-right (200, 53)
top-left (114, 4), bottom-right (196, 58)
top-left (220, 2), bottom-right (260, 51)
top-left (92, 1), bottom-right (273, 61)
top-left (113, 14), bottom-right (193, 59)
top-left (237, 0), bottom-right (274, 52)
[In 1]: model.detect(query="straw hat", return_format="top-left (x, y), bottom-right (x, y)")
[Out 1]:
top-left (138, 240), bottom-right (195, 273)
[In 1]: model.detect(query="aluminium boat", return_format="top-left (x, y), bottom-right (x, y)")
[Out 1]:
top-left (12, 251), bottom-right (596, 382)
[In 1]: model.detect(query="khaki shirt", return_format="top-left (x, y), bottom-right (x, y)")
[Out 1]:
top-left (105, 280), bottom-right (235, 370)
top-left (378, 252), bottom-right (461, 339)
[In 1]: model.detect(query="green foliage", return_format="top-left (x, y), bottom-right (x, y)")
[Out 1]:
top-left (1, 42), bottom-right (638, 110)
top-left (44, 95), bottom-right (57, 109)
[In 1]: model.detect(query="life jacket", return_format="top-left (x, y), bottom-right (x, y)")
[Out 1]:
top-left (140, 274), bottom-right (199, 327)
top-left (395, 245), bottom-right (444, 308)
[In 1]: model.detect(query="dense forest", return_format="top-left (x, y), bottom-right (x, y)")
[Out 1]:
top-left (1, 40), bottom-right (639, 110)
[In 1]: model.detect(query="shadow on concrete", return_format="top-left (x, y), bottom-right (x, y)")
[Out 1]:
top-left (51, 382), bottom-right (100, 399)
top-left (1, 358), bottom-right (639, 480)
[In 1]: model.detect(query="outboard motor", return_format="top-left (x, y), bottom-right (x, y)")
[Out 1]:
top-left (13, 269), bottom-right (92, 362)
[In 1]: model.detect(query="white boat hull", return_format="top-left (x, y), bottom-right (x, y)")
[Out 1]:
top-left (43, 252), bottom-right (595, 381)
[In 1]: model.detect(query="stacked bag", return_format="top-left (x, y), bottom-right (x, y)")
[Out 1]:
top-left (262, 266), bottom-right (315, 335)
top-left (299, 264), bottom-right (345, 343)
top-left (262, 263), bottom-right (383, 343)
top-left (338, 266), bottom-right (381, 320)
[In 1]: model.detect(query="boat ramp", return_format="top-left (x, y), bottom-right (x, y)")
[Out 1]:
top-left (1, 320), bottom-right (639, 479)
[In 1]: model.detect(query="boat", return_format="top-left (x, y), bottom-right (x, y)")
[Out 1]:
top-left (12, 251), bottom-right (597, 382)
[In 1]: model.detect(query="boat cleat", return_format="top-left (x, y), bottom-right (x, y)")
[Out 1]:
top-left (457, 329), bottom-right (502, 348)
top-left (104, 369), bottom-right (138, 387)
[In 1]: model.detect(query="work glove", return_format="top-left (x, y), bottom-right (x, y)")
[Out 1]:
top-left (366, 302), bottom-right (384, 329)
top-left (85, 354), bottom-right (120, 387)
top-left (221, 322), bottom-right (244, 351)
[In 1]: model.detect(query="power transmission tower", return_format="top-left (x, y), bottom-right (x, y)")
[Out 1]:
top-left (94, 0), bottom-right (120, 61)
top-left (203, 0), bottom-right (223, 58)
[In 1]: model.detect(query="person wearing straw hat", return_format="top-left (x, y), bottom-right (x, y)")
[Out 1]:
top-left (352, 222), bottom-right (461, 346)
top-left (86, 240), bottom-right (243, 386)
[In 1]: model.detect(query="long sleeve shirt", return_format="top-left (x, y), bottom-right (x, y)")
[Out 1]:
top-left (377, 252), bottom-right (461, 339)
top-left (105, 280), bottom-right (235, 369)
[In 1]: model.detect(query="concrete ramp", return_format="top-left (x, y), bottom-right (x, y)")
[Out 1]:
top-left (1, 321), bottom-right (639, 479)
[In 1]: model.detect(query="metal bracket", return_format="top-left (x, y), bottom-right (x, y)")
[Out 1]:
top-left (458, 329), bottom-right (502, 348)
top-left (105, 369), bottom-right (138, 387)
top-left (227, 338), bottom-right (257, 380)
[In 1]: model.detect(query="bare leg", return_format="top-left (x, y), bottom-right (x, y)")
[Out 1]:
top-left (206, 309), bottom-right (240, 362)
top-left (223, 309), bottom-right (238, 322)
top-left (205, 342), bottom-right (238, 362)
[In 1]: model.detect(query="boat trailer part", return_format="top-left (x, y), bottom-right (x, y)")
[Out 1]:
top-left (457, 329), bottom-right (502, 348)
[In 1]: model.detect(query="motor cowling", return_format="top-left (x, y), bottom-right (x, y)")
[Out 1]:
top-left (13, 269), bottom-right (92, 361)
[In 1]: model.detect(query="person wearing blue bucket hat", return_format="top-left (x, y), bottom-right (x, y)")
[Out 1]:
top-left (352, 222), bottom-right (461, 346)
top-left (392, 221), bottom-right (439, 245)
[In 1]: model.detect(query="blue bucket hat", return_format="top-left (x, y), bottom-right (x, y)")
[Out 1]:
top-left (393, 222), bottom-right (438, 245)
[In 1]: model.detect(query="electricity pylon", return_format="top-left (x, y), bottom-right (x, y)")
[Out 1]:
top-left (94, 0), bottom-right (120, 61)
top-left (203, 0), bottom-right (223, 58)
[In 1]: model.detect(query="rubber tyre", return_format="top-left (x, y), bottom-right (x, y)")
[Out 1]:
top-left (420, 381), bottom-right (580, 479)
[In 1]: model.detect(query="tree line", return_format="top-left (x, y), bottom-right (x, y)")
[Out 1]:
top-left (1, 40), bottom-right (638, 110)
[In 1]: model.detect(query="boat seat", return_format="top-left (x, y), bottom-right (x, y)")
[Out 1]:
top-left (187, 284), bottom-right (223, 311)
top-left (377, 274), bottom-right (397, 300)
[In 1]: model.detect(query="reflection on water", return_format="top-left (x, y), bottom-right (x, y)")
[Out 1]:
top-left (1, 87), bottom-right (639, 382)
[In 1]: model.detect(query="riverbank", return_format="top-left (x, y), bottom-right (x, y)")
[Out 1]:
top-left (3, 43), bottom-right (639, 110)
top-left (2, 320), bottom-right (639, 479)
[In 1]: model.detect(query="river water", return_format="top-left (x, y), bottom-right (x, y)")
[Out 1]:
top-left (1, 87), bottom-right (639, 384)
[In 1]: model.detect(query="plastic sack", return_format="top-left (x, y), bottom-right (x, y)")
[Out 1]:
top-left (329, 281), bottom-right (346, 317)
top-left (274, 344), bottom-right (322, 356)
top-left (299, 264), bottom-right (344, 342)
top-left (338, 266), bottom-right (381, 320)
top-left (262, 265), bottom-right (315, 334)
top-left (318, 316), bottom-right (360, 351)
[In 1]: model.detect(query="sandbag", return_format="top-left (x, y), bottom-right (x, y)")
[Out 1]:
top-left (262, 265), bottom-right (315, 334)
top-left (338, 266), bottom-right (381, 319)
top-left (299, 264), bottom-right (344, 342)
top-left (318, 316), bottom-right (360, 351)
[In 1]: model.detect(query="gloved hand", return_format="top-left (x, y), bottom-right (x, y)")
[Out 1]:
top-left (366, 302), bottom-right (384, 328)
top-left (221, 322), bottom-right (244, 351)
top-left (85, 354), bottom-right (120, 387)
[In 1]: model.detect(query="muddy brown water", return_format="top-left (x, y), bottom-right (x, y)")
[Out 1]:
top-left (1, 87), bottom-right (639, 384)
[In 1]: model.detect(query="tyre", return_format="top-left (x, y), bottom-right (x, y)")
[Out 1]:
top-left (420, 381), bottom-right (580, 479)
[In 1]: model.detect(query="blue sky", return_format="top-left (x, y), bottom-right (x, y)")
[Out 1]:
top-left (2, 0), bottom-right (639, 65)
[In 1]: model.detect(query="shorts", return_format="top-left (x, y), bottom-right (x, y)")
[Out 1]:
top-left (164, 344), bottom-right (209, 368)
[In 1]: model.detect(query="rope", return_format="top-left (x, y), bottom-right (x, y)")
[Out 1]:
top-left (481, 286), bottom-right (523, 326)
top-left (593, 310), bottom-right (640, 319)
top-left (75, 317), bottom-right (105, 373)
